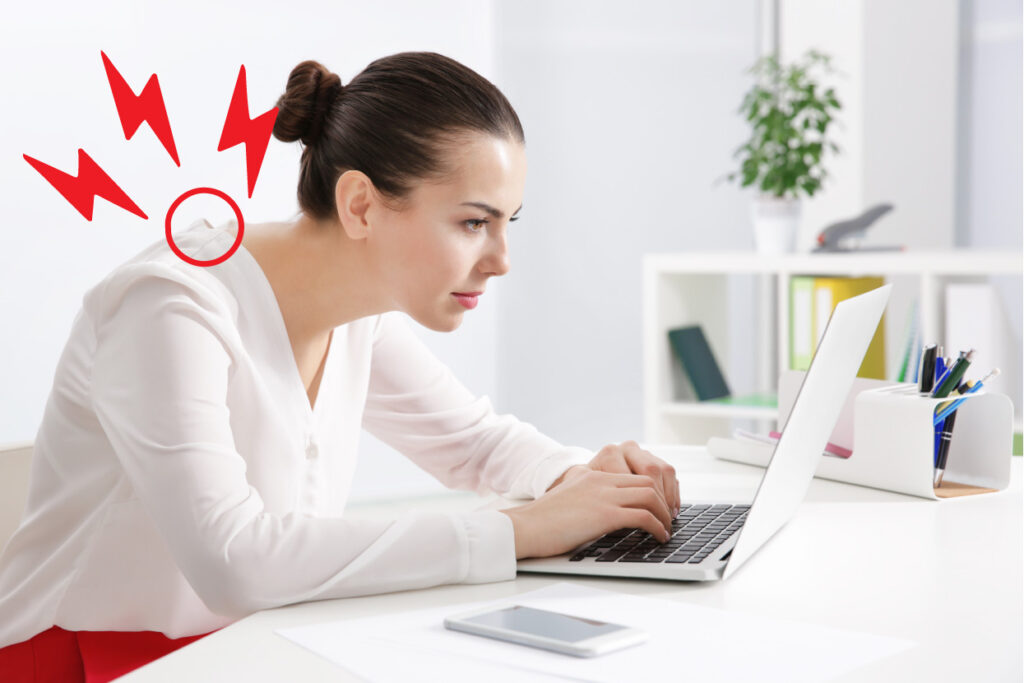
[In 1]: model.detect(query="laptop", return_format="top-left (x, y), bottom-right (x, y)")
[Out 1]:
top-left (516, 284), bottom-right (893, 581)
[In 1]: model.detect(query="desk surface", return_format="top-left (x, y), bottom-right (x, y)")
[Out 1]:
top-left (123, 446), bottom-right (1023, 683)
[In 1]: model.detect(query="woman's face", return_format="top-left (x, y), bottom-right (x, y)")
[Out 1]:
top-left (371, 133), bottom-right (527, 332)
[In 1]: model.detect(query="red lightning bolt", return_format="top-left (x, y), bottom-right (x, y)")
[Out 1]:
top-left (100, 51), bottom-right (180, 166)
top-left (24, 149), bottom-right (148, 221)
top-left (218, 65), bottom-right (279, 198)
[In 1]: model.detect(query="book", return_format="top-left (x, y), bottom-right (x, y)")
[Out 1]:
top-left (789, 275), bottom-right (887, 379)
top-left (708, 393), bottom-right (778, 408)
top-left (896, 298), bottom-right (920, 382)
top-left (667, 326), bottom-right (730, 401)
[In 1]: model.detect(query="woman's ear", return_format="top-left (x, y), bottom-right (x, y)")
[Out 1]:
top-left (334, 170), bottom-right (374, 240)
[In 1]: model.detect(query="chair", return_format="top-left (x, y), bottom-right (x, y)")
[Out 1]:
top-left (0, 442), bottom-right (33, 553)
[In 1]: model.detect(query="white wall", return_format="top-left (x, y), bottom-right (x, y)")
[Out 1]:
top-left (780, 0), bottom-right (960, 251)
top-left (0, 0), bottom-right (501, 500)
top-left (959, 0), bottom-right (1023, 253)
top-left (777, 1), bottom-right (866, 251)
top-left (493, 1), bottom-right (761, 451)
top-left (862, 0), bottom-right (960, 250)
top-left (957, 0), bottom-right (1023, 420)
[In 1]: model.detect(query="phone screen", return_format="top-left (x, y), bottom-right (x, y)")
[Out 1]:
top-left (461, 605), bottom-right (627, 643)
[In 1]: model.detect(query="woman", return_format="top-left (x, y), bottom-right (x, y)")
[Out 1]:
top-left (0, 52), bottom-right (679, 681)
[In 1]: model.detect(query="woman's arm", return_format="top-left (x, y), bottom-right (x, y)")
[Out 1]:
top-left (89, 271), bottom-right (515, 617)
top-left (360, 312), bottom-right (593, 500)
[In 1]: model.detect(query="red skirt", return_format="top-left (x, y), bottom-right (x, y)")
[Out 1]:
top-left (0, 625), bottom-right (216, 683)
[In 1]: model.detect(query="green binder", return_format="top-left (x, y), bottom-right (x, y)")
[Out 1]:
top-left (789, 276), bottom-right (816, 371)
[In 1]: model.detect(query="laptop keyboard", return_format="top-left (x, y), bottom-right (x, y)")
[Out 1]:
top-left (568, 504), bottom-right (749, 565)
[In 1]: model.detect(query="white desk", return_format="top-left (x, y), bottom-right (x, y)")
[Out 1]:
top-left (122, 446), bottom-right (1023, 682)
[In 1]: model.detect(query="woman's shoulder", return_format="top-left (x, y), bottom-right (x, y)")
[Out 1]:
top-left (82, 220), bottom-right (241, 327)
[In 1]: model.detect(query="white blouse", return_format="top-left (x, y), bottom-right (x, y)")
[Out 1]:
top-left (0, 219), bottom-right (593, 648)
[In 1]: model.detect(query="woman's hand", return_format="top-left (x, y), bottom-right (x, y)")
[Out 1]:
top-left (501, 469), bottom-right (675, 559)
top-left (501, 441), bottom-right (680, 560)
top-left (546, 440), bottom-right (680, 516)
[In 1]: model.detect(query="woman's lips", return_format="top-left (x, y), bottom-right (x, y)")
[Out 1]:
top-left (452, 293), bottom-right (480, 309)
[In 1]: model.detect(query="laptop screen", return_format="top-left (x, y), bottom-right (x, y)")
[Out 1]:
top-left (722, 285), bottom-right (892, 579)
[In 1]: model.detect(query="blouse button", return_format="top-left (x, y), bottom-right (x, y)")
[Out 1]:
top-left (306, 442), bottom-right (319, 459)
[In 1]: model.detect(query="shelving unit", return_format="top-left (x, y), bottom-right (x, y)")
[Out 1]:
top-left (643, 250), bottom-right (1023, 445)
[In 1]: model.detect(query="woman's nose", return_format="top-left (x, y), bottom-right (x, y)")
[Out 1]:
top-left (482, 232), bottom-right (511, 276)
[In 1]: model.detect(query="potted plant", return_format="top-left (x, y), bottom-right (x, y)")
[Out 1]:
top-left (724, 50), bottom-right (842, 254)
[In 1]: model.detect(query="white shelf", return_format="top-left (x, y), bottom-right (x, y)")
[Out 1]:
top-left (643, 249), bottom-right (1023, 445)
top-left (660, 402), bottom-right (778, 421)
top-left (645, 249), bottom-right (1023, 275)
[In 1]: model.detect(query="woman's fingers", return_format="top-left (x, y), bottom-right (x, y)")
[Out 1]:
top-left (618, 507), bottom-right (672, 543)
top-left (605, 468), bottom-right (671, 519)
top-left (662, 465), bottom-right (679, 515)
top-left (588, 442), bottom-right (680, 516)
top-left (618, 448), bottom-right (667, 507)
top-left (621, 444), bottom-right (677, 515)
top-left (599, 471), bottom-right (672, 518)
top-left (610, 485), bottom-right (673, 534)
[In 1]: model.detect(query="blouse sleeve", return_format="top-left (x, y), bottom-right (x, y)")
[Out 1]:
top-left (360, 311), bottom-right (594, 501)
top-left (88, 268), bottom-right (518, 618)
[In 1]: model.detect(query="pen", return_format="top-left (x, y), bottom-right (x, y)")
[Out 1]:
top-left (933, 409), bottom-right (958, 488)
top-left (932, 369), bottom-right (1001, 425)
top-left (932, 351), bottom-right (947, 464)
top-left (933, 377), bottom-right (964, 478)
top-left (936, 378), bottom-right (976, 414)
top-left (919, 344), bottom-right (937, 393)
top-left (932, 349), bottom-right (975, 398)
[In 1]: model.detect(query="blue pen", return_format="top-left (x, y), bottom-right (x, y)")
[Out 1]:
top-left (932, 353), bottom-right (947, 464)
top-left (933, 369), bottom-right (1001, 425)
top-left (934, 354), bottom-right (946, 385)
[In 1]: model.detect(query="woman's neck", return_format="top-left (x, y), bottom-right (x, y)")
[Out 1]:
top-left (240, 214), bottom-right (388, 346)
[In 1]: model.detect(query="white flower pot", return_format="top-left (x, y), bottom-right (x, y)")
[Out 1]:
top-left (750, 196), bottom-right (801, 254)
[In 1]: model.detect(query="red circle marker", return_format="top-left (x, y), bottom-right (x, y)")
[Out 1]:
top-left (164, 187), bottom-right (244, 267)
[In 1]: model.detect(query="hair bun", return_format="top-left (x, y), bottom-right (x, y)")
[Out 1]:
top-left (273, 60), bottom-right (343, 146)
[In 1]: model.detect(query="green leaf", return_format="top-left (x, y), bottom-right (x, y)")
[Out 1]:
top-left (731, 49), bottom-right (843, 191)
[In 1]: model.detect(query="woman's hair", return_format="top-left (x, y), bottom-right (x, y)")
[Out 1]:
top-left (272, 52), bottom-right (525, 220)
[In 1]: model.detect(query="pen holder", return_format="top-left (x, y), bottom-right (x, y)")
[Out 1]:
top-left (849, 384), bottom-right (1013, 499)
top-left (707, 379), bottom-right (1014, 499)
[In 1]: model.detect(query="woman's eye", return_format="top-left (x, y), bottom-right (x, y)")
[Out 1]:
top-left (464, 219), bottom-right (488, 233)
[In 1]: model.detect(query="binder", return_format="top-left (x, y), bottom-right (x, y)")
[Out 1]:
top-left (812, 277), bottom-right (887, 379)
top-left (789, 276), bottom-right (816, 371)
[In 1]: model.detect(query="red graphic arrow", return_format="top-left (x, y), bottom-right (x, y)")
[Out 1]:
top-left (24, 149), bottom-right (148, 221)
top-left (100, 51), bottom-right (180, 166)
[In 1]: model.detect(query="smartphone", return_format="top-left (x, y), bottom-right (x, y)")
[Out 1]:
top-left (443, 604), bottom-right (648, 658)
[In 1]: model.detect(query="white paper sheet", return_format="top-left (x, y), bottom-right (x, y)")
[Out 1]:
top-left (277, 582), bottom-right (915, 682)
